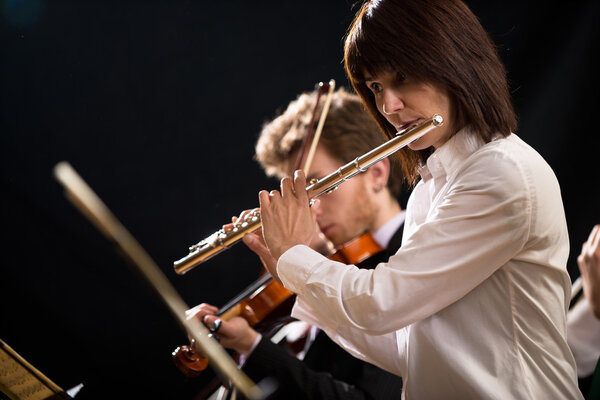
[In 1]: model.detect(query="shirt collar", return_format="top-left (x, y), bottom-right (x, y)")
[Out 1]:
top-left (372, 211), bottom-right (406, 248)
top-left (418, 126), bottom-right (485, 182)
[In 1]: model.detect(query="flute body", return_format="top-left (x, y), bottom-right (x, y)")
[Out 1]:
top-left (174, 114), bottom-right (443, 275)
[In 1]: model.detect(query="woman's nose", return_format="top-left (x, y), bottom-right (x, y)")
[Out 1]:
top-left (382, 90), bottom-right (404, 115)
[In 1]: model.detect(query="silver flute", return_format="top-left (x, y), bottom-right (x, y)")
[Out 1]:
top-left (174, 114), bottom-right (443, 275)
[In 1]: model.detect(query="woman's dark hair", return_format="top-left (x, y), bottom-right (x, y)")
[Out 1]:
top-left (344, 0), bottom-right (517, 185)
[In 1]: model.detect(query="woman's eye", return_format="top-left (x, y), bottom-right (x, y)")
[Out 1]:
top-left (369, 82), bottom-right (382, 93)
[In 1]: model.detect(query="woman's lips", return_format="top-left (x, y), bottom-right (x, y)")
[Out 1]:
top-left (397, 119), bottom-right (420, 130)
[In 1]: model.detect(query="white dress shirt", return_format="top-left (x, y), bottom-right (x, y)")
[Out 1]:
top-left (567, 279), bottom-right (600, 377)
top-left (263, 211), bottom-right (407, 361)
top-left (277, 128), bottom-right (582, 399)
top-left (372, 210), bottom-right (405, 249)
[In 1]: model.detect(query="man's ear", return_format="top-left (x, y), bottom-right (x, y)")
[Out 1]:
top-left (368, 158), bottom-right (391, 191)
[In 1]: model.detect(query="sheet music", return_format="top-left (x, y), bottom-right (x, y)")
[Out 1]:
top-left (0, 339), bottom-right (68, 400)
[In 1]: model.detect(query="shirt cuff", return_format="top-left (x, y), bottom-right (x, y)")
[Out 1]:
top-left (277, 244), bottom-right (329, 295)
top-left (237, 332), bottom-right (263, 367)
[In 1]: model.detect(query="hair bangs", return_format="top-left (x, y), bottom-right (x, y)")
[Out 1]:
top-left (344, 10), bottom-right (402, 85)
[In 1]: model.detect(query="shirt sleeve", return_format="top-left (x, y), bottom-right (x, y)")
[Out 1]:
top-left (278, 149), bottom-right (532, 335)
top-left (290, 294), bottom-right (404, 375)
top-left (567, 297), bottom-right (600, 377)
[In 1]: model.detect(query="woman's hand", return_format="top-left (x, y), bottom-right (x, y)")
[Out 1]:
top-left (226, 209), bottom-right (280, 282)
top-left (258, 170), bottom-right (318, 279)
top-left (242, 228), bottom-right (279, 281)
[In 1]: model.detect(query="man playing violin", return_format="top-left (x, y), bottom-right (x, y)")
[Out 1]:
top-left (188, 87), bottom-right (405, 399)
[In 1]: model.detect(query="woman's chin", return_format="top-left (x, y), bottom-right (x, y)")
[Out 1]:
top-left (408, 138), bottom-right (428, 151)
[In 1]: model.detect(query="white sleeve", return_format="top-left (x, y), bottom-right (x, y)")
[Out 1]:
top-left (290, 292), bottom-right (403, 375)
top-left (567, 296), bottom-right (600, 377)
top-left (278, 151), bottom-right (531, 334)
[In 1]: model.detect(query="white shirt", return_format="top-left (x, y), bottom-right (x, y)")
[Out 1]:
top-left (277, 129), bottom-right (582, 399)
top-left (372, 210), bottom-right (405, 249)
top-left (567, 279), bottom-right (600, 377)
top-left (259, 211), bottom-right (407, 360)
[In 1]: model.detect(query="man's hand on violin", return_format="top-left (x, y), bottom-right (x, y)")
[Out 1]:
top-left (258, 170), bottom-right (318, 278)
top-left (185, 303), bottom-right (258, 356)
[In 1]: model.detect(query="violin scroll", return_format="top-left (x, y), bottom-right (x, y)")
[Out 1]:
top-left (172, 339), bottom-right (209, 377)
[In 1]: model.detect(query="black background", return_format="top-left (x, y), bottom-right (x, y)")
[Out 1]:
top-left (1, 1), bottom-right (599, 399)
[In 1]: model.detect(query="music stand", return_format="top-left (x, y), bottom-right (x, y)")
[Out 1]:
top-left (53, 162), bottom-right (264, 400)
top-left (0, 339), bottom-right (73, 400)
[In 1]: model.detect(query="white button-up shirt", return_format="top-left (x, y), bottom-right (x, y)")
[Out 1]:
top-left (567, 280), bottom-right (600, 377)
top-left (277, 128), bottom-right (582, 399)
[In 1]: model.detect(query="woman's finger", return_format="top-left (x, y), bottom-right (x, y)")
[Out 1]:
top-left (280, 176), bottom-right (295, 198)
top-left (293, 170), bottom-right (309, 202)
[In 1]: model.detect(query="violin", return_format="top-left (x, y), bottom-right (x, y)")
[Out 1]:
top-left (329, 230), bottom-right (383, 265)
top-left (172, 231), bottom-right (383, 377)
top-left (172, 273), bottom-right (293, 377)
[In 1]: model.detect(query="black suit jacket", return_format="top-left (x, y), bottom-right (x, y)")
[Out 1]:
top-left (240, 225), bottom-right (405, 400)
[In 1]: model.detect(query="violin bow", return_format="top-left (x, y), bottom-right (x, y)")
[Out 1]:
top-left (293, 79), bottom-right (336, 174)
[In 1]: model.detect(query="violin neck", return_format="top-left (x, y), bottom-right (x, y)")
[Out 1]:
top-left (218, 273), bottom-right (273, 316)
